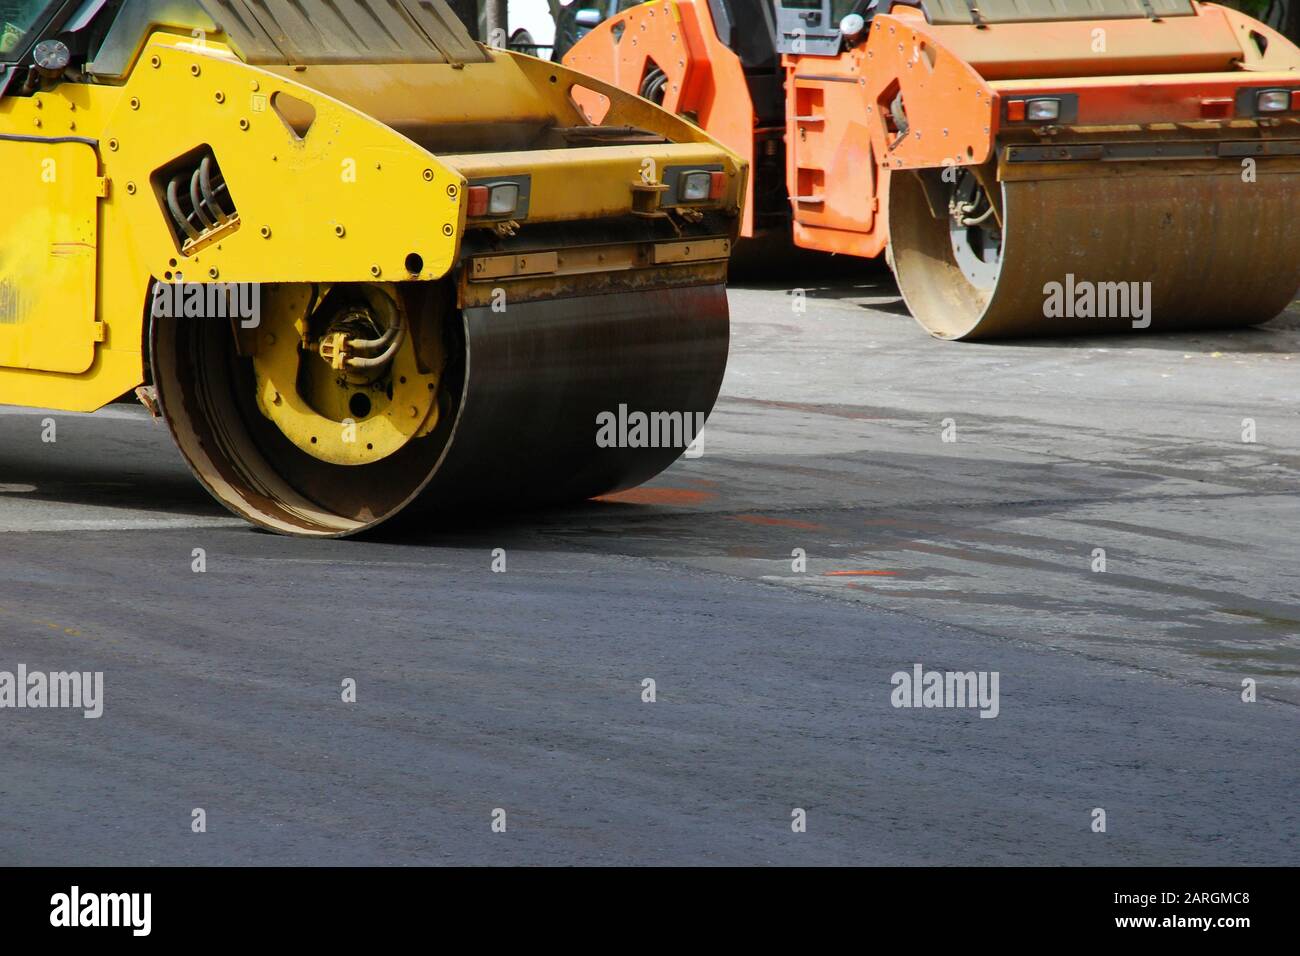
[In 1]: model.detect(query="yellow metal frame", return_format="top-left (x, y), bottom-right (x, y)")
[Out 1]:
top-left (0, 139), bottom-right (101, 373)
top-left (0, 29), bottom-right (744, 415)
top-left (0, 32), bottom-right (463, 412)
top-left (250, 285), bottom-right (442, 465)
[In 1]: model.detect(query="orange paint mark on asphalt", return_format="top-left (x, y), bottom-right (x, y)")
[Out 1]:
top-left (597, 487), bottom-right (715, 506)
top-left (731, 514), bottom-right (827, 531)
top-left (824, 570), bottom-right (898, 577)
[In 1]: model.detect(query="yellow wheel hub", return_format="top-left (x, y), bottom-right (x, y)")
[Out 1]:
top-left (251, 283), bottom-right (442, 465)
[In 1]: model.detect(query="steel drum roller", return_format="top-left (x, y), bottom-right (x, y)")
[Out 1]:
top-left (889, 167), bottom-right (1300, 340)
top-left (152, 283), bottom-right (729, 537)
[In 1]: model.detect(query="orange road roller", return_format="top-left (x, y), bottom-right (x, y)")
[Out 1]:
top-left (0, 0), bottom-right (746, 536)
top-left (566, 0), bottom-right (1300, 338)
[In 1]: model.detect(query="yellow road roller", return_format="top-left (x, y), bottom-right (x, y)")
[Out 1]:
top-left (0, 0), bottom-right (744, 536)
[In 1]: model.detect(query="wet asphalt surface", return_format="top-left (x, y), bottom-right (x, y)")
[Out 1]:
top-left (0, 278), bottom-right (1296, 864)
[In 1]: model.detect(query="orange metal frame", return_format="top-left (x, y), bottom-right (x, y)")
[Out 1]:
top-left (564, 0), bottom-right (760, 235)
top-left (785, 11), bottom-right (998, 258)
top-left (568, 0), bottom-right (1300, 259)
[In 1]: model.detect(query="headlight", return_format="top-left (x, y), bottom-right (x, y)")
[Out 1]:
top-left (679, 171), bottom-right (713, 202)
top-left (839, 13), bottom-right (866, 38)
top-left (1025, 98), bottom-right (1061, 122)
top-left (1256, 89), bottom-right (1291, 113)
top-left (467, 181), bottom-right (523, 218)
top-left (488, 183), bottom-right (520, 216)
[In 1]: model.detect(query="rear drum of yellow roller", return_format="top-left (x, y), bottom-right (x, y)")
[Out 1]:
top-left (889, 166), bottom-right (1300, 340)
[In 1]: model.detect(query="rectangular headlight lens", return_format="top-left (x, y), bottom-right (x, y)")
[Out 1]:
top-left (1257, 89), bottom-right (1291, 113)
top-left (488, 183), bottom-right (520, 216)
top-left (679, 171), bottom-right (712, 202)
top-left (1025, 98), bottom-right (1060, 122)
